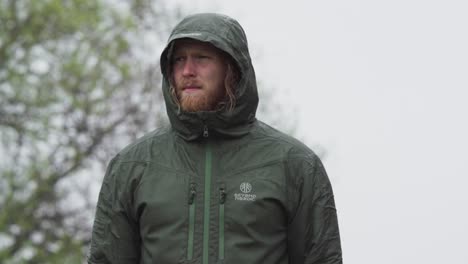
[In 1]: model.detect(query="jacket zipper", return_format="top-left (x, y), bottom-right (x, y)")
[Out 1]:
top-left (203, 125), bottom-right (209, 138)
top-left (219, 185), bottom-right (226, 260)
top-left (202, 126), bottom-right (212, 264)
top-left (187, 182), bottom-right (196, 260)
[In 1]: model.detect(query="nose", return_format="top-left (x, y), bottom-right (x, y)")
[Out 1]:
top-left (182, 58), bottom-right (196, 77)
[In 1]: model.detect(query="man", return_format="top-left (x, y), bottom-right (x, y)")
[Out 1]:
top-left (89, 13), bottom-right (342, 264)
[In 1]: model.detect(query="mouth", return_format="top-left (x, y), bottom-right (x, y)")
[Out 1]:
top-left (183, 86), bottom-right (201, 93)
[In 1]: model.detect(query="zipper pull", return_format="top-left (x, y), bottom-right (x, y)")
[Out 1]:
top-left (203, 125), bottom-right (209, 138)
top-left (189, 183), bottom-right (196, 204)
top-left (219, 186), bottom-right (226, 204)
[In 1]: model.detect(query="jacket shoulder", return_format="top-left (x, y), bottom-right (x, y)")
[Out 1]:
top-left (252, 120), bottom-right (319, 160)
top-left (100, 126), bottom-right (173, 200)
top-left (116, 126), bottom-right (173, 163)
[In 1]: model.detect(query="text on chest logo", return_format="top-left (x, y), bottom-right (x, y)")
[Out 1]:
top-left (235, 182), bottom-right (256, 201)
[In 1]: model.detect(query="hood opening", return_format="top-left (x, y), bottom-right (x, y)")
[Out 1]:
top-left (159, 13), bottom-right (258, 140)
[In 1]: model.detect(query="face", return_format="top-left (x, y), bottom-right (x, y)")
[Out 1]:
top-left (171, 39), bottom-right (227, 112)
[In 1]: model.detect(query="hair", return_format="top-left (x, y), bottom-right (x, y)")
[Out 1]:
top-left (169, 51), bottom-right (240, 113)
top-left (222, 58), bottom-right (240, 112)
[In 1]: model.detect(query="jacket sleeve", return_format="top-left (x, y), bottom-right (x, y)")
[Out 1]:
top-left (88, 157), bottom-right (142, 264)
top-left (287, 153), bottom-right (342, 264)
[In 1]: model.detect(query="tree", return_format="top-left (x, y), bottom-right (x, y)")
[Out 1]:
top-left (0, 0), bottom-right (178, 262)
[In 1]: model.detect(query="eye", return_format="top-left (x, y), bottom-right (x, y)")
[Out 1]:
top-left (173, 56), bottom-right (185, 64)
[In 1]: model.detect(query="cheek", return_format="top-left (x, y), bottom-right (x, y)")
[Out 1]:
top-left (209, 68), bottom-right (226, 87)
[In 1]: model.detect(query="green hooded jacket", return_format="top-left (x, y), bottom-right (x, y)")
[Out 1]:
top-left (88, 13), bottom-right (342, 264)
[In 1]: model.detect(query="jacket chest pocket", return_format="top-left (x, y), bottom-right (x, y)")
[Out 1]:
top-left (136, 169), bottom-right (189, 225)
top-left (218, 165), bottom-right (288, 249)
top-left (134, 165), bottom-right (194, 263)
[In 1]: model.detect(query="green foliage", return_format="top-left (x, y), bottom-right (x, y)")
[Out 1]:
top-left (0, 0), bottom-right (175, 262)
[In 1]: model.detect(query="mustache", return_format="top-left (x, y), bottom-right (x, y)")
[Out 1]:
top-left (178, 79), bottom-right (201, 88)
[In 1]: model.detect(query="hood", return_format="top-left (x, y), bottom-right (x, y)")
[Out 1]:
top-left (160, 13), bottom-right (258, 141)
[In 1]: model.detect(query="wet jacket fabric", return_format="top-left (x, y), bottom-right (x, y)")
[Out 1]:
top-left (89, 13), bottom-right (342, 264)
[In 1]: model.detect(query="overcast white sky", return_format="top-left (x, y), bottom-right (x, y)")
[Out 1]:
top-left (168, 1), bottom-right (468, 263)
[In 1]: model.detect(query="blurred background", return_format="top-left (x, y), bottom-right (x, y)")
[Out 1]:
top-left (1, 0), bottom-right (467, 263)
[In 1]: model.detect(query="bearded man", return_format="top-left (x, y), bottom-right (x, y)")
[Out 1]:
top-left (89, 13), bottom-right (342, 264)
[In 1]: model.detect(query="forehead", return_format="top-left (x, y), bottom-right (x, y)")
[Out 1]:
top-left (173, 38), bottom-right (222, 54)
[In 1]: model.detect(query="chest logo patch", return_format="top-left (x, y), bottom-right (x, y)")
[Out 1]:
top-left (235, 182), bottom-right (256, 201)
top-left (240, 182), bottom-right (252, 193)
